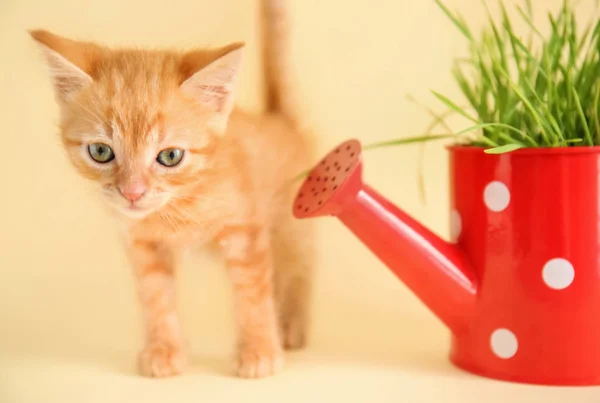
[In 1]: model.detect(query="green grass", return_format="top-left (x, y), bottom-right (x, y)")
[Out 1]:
top-left (380, 0), bottom-right (600, 154)
top-left (289, 0), bottom-right (600, 185)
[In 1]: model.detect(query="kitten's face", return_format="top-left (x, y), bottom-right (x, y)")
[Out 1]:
top-left (30, 30), bottom-right (243, 219)
top-left (64, 106), bottom-right (199, 219)
top-left (63, 78), bottom-right (215, 219)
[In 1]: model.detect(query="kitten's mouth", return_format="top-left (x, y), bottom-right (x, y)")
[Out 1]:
top-left (117, 203), bottom-right (155, 219)
top-left (104, 189), bottom-right (169, 219)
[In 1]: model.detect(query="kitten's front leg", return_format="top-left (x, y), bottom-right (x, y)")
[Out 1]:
top-left (218, 225), bottom-right (283, 378)
top-left (128, 239), bottom-right (186, 378)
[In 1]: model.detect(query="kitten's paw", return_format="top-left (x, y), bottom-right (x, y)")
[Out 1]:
top-left (138, 342), bottom-right (186, 378)
top-left (235, 342), bottom-right (284, 378)
top-left (282, 315), bottom-right (308, 350)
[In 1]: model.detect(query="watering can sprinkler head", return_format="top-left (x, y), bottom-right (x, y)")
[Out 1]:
top-left (293, 139), bottom-right (363, 219)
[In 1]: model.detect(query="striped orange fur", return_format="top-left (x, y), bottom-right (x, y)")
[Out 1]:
top-left (30, 0), bottom-right (314, 379)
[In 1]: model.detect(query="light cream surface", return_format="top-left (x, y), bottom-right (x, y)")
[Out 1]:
top-left (1, 0), bottom-right (599, 401)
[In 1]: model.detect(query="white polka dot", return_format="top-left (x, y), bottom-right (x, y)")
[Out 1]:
top-left (542, 258), bottom-right (575, 290)
top-left (450, 209), bottom-right (462, 242)
top-left (484, 181), bottom-right (510, 212)
top-left (490, 328), bottom-right (518, 359)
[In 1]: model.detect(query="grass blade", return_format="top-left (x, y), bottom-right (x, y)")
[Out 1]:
top-left (593, 83), bottom-right (600, 144)
top-left (431, 90), bottom-right (479, 123)
top-left (434, 0), bottom-right (473, 40)
top-left (521, 75), bottom-right (564, 141)
top-left (363, 134), bottom-right (457, 150)
top-left (454, 122), bottom-right (536, 146)
top-left (483, 143), bottom-right (526, 154)
top-left (516, 4), bottom-right (544, 39)
top-left (571, 86), bottom-right (594, 145)
top-left (506, 30), bottom-right (548, 79)
top-left (496, 66), bottom-right (551, 144)
top-left (452, 64), bottom-right (479, 112)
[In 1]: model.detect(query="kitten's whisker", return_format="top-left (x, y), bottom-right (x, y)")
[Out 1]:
top-left (169, 204), bottom-right (217, 232)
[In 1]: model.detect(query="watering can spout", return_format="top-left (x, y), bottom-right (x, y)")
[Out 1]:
top-left (293, 139), bottom-right (477, 333)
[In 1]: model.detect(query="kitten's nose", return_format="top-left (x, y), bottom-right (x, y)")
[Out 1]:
top-left (119, 183), bottom-right (146, 202)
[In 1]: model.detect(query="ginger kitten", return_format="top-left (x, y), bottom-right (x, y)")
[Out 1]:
top-left (29, 0), bottom-right (314, 379)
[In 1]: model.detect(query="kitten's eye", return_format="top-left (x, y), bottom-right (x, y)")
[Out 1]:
top-left (157, 148), bottom-right (184, 167)
top-left (88, 143), bottom-right (115, 163)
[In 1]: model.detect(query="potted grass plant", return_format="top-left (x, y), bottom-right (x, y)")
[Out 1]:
top-left (366, 0), bottom-right (600, 153)
top-left (291, 0), bottom-right (600, 385)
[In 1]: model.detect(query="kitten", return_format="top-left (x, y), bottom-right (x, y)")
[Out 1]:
top-left (29, 0), bottom-right (314, 379)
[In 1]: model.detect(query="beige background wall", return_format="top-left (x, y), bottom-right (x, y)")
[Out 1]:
top-left (1, 0), bottom-right (599, 402)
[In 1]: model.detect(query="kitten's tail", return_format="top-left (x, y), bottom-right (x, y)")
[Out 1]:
top-left (261, 0), bottom-right (300, 128)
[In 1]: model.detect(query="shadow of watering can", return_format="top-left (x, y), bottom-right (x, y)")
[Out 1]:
top-left (292, 139), bottom-right (600, 385)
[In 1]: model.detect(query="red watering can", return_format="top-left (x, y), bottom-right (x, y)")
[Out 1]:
top-left (293, 139), bottom-right (600, 385)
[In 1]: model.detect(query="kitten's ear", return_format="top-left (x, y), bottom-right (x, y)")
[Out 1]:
top-left (29, 29), bottom-right (99, 105)
top-left (180, 43), bottom-right (245, 132)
